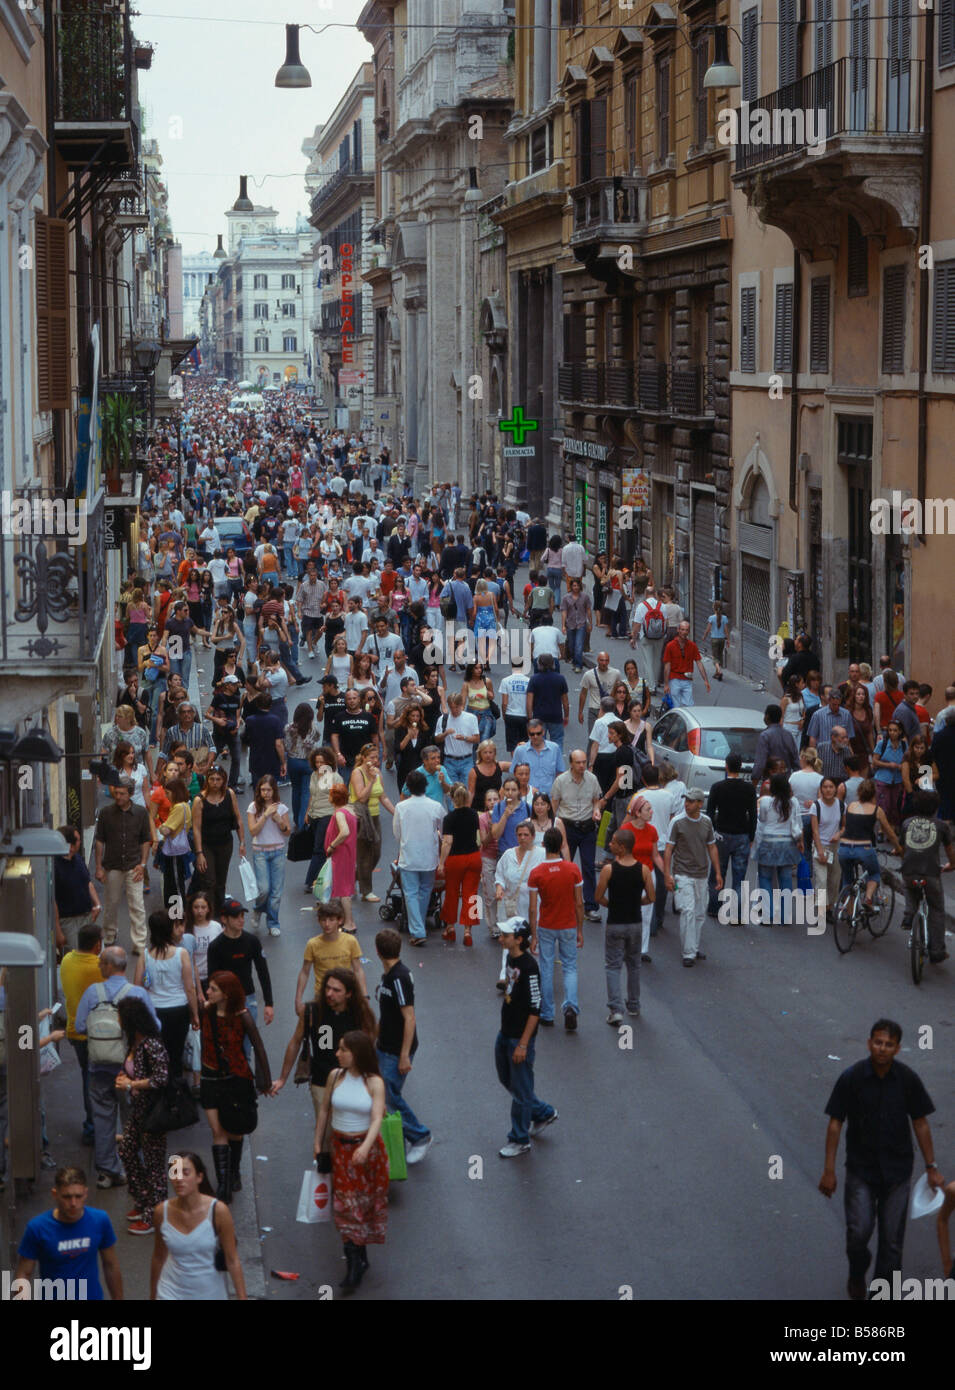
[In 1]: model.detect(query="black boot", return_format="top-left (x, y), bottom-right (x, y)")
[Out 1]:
top-left (357, 1245), bottom-right (368, 1272)
top-left (339, 1241), bottom-right (359, 1293)
top-left (229, 1138), bottom-right (243, 1193)
top-left (212, 1144), bottom-right (233, 1204)
top-left (353, 1244), bottom-right (368, 1285)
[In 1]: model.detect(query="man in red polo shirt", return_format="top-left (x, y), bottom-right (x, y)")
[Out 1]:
top-left (528, 828), bottom-right (584, 1030)
top-left (663, 620), bottom-right (710, 707)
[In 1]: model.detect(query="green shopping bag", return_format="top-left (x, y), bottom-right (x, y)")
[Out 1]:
top-left (380, 1110), bottom-right (407, 1181)
top-left (312, 857), bottom-right (333, 903)
top-left (596, 810), bottom-right (613, 850)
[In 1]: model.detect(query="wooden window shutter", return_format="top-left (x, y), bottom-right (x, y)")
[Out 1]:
top-left (940, 0), bottom-right (955, 68)
top-left (773, 283), bottom-right (794, 373)
top-left (657, 57), bottom-right (671, 159)
top-left (779, 0), bottom-right (799, 87)
top-left (576, 101), bottom-right (591, 182)
top-left (559, 0), bottom-right (575, 26)
top-left (815, 0), bottom-right (833, 68)
top-left (931, 262), bottom-right (955, 372)
top-left (625, 73), bottom-right (639, 170)
top-left (590, 96), bottom-right (607, 178)
top-left (740, 286), bottom-right (757, 372)
top-left (35, 213), bottom-right (71, 412)
top-left (693, 32), bottom-right (709, 146)
top-left (881, 266), bottom-right (906, 373)
top-left (742, 8), bottom-right (759, 102)
top-left (846, 215), bottom-right (868, 297)
top-left (809, 276), bottom-right (831, 374)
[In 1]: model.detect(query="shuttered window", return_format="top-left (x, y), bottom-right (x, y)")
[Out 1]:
top-left (809, 276), bottom-right (831, 374)
top-left (740, 286), bottom-right (757, 372)
top-left (693, 31), bottom-right (709, 147)
top-left (742, 8), bottom-right (759, 102)
top-left (35, 213), bottom-right (71, 412)
top-left (941, 0), bottom-right (955, 69)
top-left (624, 72), bottom-right (639, 170)
top-left (815, 0), bottom-right (833, 68)
top-left (656, 56), bottom-right (671, 159)
top-left (931, 262), bottom-right (955, 372)
top-left (847, 215), bottom-right (868, 297)
top-left (575, 102), bottom-right (591, 182)
top-left (559, 0), bottom-right (582, 24)
top-left (779, 0), bottom-right (799, 87)
top-left (590, 96), bottom-right (607, 179)
top-left (773, 283), bottom-right (794, 373)
top-left (881, 266), bottom-right (906, 374)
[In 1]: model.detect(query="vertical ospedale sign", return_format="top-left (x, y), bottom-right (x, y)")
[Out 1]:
top-left (341, 243), bottom-right (354, 365)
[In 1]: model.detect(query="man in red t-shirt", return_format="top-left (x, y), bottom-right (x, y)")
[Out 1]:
top-left (662, 620), bottom-right (710, 707)
top-left (528, 828), bottom-right (584, 1029)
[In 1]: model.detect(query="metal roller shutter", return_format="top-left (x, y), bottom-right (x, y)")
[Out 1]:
top-left (741, 558), bottom-right (772, 679)
top-left (691, 492), bottom-right (716, 644)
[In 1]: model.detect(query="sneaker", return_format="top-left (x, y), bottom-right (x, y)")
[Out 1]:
top-left (682, 958), bottom-right (695, 968)
top-left (410, 935), bottom-right (427, 947)
top-left (499, 1142), bottom-right (531, 1158)
top-left (538, 1017), bottom-right (555, 1027)
top-left (607, 1009), bottom-right (624, 1025)
top-left (269, 926), bottom-right (282, 937)
top-left (585, 909), bottom-right (601, 922)
top-left (40, 1151), bottom-right (57, 1169)
top-left (406, 1135), bottom-right (433, 1166)
top-left (930, 952), bottom-right (950, 964)
top-left (529, 1111), bottom-right (559, 1136)
top-left (564, 1009), bottom-right (578, 1032)
top-left (363, 893), bottom-right (381, 903)
top-left (626, 1007), bottom-right (641, 1017)
top-left (695, 951), bottom-right (706, 961)
top-left (127, 1219), bottom-right (153, 1236)
top-left (304, 884), bottom-right (314, 894)
top-left (641, 954), bottom-right (652, 963)
top-left (126, 1209), bottom-right (142, 1222)
top-left (97, 1171), bottom-right (126, 1189)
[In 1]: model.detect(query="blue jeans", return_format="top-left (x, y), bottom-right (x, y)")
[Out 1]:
top-left (544, 719), bottom-right (565, 749)
top-left (708, 832), bottom-right (752, 915)
top-left (169, 647), bottom-right (192, 689)
top-left (537, 927), bottom-right (579, 1020)
top-left (545, 568), bottom-right (562, 603)
top-left (376, 1048), bottom-right (429, 1145)
top-left (670, 677), bottom-right (694, 707)
top-left (400, 867), bottom-right (434, 940)
top-left (443, 754), bottom-right (474, 786)
top-left (287, 757), bottom-right (311, 828)
top-left (243, 616), bottom-right (258, 663)
top-left (475, 710), bottom-right (496, 742)
top-left (284, 544), bottom-right (297, 575)
top-left (756, 865), bottom-right (794, 922)
top-left (253, 846), bottom-right (286, 932)
top-left (838, 844), bottom-right (881, 888)
top-left (563, 820), bottom-right (597, 911)
top-left (494, 1033), bottom-right (554, 1144)
top-left (844, 1171), bottom-right (910, 1283)
top-left (565, 627), bottom-right (585, 668)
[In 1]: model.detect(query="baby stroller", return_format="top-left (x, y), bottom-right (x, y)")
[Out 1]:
top-left (378, 860), bottom-right (445, 935)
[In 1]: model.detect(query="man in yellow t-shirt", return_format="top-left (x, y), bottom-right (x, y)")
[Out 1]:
top-left (294, 898), bottom-right (369, 1015)
top-left (58, 923), bottom-right (105, 1145)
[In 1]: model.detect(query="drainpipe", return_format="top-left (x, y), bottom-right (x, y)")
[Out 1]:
top-left (44, 0), bottom-right (65, 489)
top-left (788, 246), bottom-right (802, 515)
top-left (916, 14), bottom-right (934, 541)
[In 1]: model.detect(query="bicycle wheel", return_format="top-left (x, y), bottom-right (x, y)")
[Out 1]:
top-left (910, 905), bottom-right (927, 985)
top-left (833, 888), bottom-right (856, 954)
top-left (868, 875), bottom-right (894, 936)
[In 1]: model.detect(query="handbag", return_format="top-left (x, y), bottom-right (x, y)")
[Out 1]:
top-left (162, 824), bottom-right (191, 857)
top-left (143, 1076), bottom-right (199, 1135)
top-left (237, 855), bottom-right (258, 903)
top-left (488, 699), bottom-right (501, 722)
top-left (294, 1004), bottom-right (313, 1085)
top-left (380, 1110), bottom-right (407, 1181)
top-left (286, 822), bottom-right (314, 862)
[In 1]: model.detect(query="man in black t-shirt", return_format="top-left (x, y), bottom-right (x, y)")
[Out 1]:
top-left (819, 1017), bottom-right (943, 1299)
top-left (206, 898), bottom-right (274, 1029)
top-left (206, 673), bottom-right (244, 789)
top-left (375, 929), bottom-right (432, 1163)
top-left (317, 675), bottom-right (346, 744)
top-left (331, 690), bottom-right (377, 780)
top-left (495, 918), bottom-right (557, 1158)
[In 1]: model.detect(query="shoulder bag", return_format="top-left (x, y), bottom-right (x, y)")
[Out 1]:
top-left (294, 1003), bottom-right (314, 1085)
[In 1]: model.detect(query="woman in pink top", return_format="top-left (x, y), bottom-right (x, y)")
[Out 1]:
top-left (324, 783), bottom-right (358, 931)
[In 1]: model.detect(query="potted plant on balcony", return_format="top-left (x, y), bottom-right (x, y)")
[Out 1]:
top-left (100, 392), bottom-right (142, 495)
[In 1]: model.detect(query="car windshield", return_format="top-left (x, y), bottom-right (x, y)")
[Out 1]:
top-left (700, 728), bottom-right (760, 763)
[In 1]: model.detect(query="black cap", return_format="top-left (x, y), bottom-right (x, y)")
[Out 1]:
top-left (221, 897), bottom-right (246, 916)
top-left (322, 675), bottom-right (339, 687)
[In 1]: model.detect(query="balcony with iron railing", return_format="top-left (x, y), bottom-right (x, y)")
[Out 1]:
top-left (308, 157), bottom-right (373, 227)
top-left (54, 2), bottom-right (138, 168)
top-left (0, 487), bottom-right (109, 681)
top-left (558, 359), bottom-right (716, 421)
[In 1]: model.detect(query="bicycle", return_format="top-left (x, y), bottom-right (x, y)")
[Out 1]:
top-left (833, 856), bottom-right (895, 954)
top-left (908, 878), bottom-right (930, 985)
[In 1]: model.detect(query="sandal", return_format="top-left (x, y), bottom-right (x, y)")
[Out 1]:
top-left (442, 926), bottom-right (456, 943)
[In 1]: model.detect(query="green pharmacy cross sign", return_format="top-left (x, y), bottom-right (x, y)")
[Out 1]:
top-left (499, 407), bottom-right (539, 447)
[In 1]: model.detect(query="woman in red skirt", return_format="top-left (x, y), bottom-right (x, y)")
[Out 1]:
top-left (314, 1031), bottom-right (388, 1293)
top-left (439, 782), bottom-right (483, 946)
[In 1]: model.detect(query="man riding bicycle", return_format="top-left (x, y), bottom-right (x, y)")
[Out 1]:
top-left (898, 790), bottom-right (955, 964)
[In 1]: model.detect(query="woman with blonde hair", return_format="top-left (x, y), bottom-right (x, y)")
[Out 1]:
top-left (477, 787), bottom-right (501, 938)
top-left (468, 738), bottom-right (507, 809)
top-left (349, 744), bottom-right (396, 903)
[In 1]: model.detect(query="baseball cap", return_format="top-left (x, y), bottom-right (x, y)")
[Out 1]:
top-left (221, 897), bottom-right (246, 916)
top-left (686, 787), bottom-right (707, 802)
top-left (219, 673), bottom-right (240, 685)
top-left (322, 674), bottom-right (340, 687)
top-left (498, 917), bottom-right (531, 941)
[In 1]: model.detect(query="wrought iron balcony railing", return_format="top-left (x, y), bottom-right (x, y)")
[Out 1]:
top-left (558, 360), bottom-right (715, 417)
top-left (571, 176), bottom-right (644, 238)
top-left (55, 2), bottom-right (134, 125)
top-left (0, 488), bottom-right (108, 669)
top-left (309, 158), bottom-right (371, 222)
top-left (734, 56), bottom-right (924, 174)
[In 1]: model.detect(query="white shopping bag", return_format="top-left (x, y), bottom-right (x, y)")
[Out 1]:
top-left (296, 1168), bottom-right (332, 1224)
top-left (237, 856), bottom-right (258, 905)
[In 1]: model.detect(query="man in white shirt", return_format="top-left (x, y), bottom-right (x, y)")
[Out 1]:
top-left (577, 654), bottom-right (622, 733)
top-left (280, 514), bottom-right (301, 576)
top-left (393, 770), bottom-right (444, 944)
top-left (327, 474), bottom-right (347, 498)
top-left (198, 520), bottom-right (221, 556)
top-left (561, 534), bottom-right (587, 584)
top-left (368, 617), bottom-right (403, 677)
top-left (630, 586), bottom-right (667, 689)
top-left (343, 566), bottom-right (375, 605)
top-left (344, 597), bottom-right (369, 655)
top-left (207, 553), bottom-right (230, 597)
top-left (499, 659), bottom-right (531, 752)
top-left (436, 693), bottom-right (480, 787)
top-left (529, 622), bottom-right (563, 672)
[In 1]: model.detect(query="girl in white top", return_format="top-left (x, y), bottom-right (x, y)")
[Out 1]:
top-left (809, 775), bottom-right (844, 905)
top-left (185, 891), bottom-right (222, 993)
top-left (134, 909), bottom-right (199, 1077)
top-left (493, 820), bottom-right (547, 988)
top-left (150, 1151), bottom-right (244, 1301)
top-left (325, 635), bottom-right (353, 686)
top-left (789, 748), bottom-right (824, 820)
top-left (780, 676), bottom-right (805, 752)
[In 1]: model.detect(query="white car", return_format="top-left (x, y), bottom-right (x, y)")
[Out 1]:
top-left (651, 706), bottom-right (764, 793)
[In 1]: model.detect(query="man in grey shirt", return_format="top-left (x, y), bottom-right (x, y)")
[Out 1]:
top-left (664, 790), bottom-right (721, 967)
top-left (751, 705), bottom-right (799, 784)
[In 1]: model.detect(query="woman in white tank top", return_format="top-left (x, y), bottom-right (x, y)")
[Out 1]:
top-left (151, 1151), bottom-right (245, 1300)
top-left (135, 909), bottom-right (199, 1080)
top-left (314, 1031), bottom-right (389, 1293)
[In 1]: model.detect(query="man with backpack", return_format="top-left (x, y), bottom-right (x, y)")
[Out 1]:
top-left (74, 947), bottom-right (160, 1191)
top-left (631, 585), bottom-right (667, 689)
top-left (524, 572), bottom-right (555, 630)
